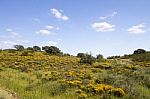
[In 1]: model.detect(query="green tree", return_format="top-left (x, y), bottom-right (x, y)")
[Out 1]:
top-left (42, 46), bottom-right (61, 55)
top-left (133, 49), bottom-right (146, 54)
top-left (26, 47), bottom-right (33, 51)
top-left (77, 53), bottom-right (85, 58)
top-left (33, 46), bottom-right (41, 51)
top-left (14, 45), bottom-right (24, 51)
top-left (96, 54), bottom-right (103, 62)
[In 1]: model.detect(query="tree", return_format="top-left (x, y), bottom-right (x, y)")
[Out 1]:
top-left (133, 49), bottom-right (146, 54)
top-left (33, 46), bottom-right (41, 51)
top-left (96, 54), bottom-right (103, 62)
top-left (14, 45), bottom-right (24, 51)
top-left (42, 46), bottom-right (61, 55)
top-left (26, 47), bottom-right (33, 51)
top-left (42, 46), bottom-right (49, 50)
top-left (77, 53), bottom-right (85, 58)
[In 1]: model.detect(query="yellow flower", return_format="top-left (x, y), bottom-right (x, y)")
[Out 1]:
top-left (111, 88), bottom-right (125, 97)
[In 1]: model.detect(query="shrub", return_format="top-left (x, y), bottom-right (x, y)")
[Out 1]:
top-left (75, 89), bottom-right (83, 94)
top-left (21, 51), bottom-right (29, 56)
top-left (47, 82), bottom-right (68, 96)
top-left (132, 53), bottom-right (150, 62)
top-left (78, 93), bottom-right (88, 99)
top-left (80, 53), bottom-right (96, 65)
top-left (111, 88), bottom-right (125, 97)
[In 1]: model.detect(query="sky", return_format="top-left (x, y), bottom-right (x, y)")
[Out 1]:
top-left (0, 0), bottom-right (150, 57)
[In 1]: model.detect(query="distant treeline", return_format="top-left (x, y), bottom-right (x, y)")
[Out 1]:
top-left (107, 49), bottom-right (150, 62)
top-left (1, 45), bottom-right (150, 63)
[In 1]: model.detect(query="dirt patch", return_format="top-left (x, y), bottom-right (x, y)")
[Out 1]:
top-left (0, 88), bottom-right (18, 99)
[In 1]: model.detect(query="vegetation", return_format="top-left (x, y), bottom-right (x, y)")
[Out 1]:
top-left (42, 46), bottom-right (62, 55)
top-left (0, 46), bottom-right (150, 99)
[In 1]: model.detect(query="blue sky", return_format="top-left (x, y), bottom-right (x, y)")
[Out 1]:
top-left (0, 0), bottom-right (150, 57)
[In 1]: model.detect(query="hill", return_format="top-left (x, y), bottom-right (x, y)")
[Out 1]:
top-left (0, 50), bottom-right (150, 99)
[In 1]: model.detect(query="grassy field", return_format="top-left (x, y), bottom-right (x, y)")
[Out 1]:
top-left (0, 51), bottom-right (150, 99)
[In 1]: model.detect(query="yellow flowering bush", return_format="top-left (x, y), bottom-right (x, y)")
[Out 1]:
top-left (66, 80), bottom-right (82, 87)
top-left (111, 88), bottom-right (126, 97)
top-left (78, 93), bottom-right (88, 99)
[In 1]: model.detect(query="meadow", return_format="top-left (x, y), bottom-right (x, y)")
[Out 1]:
top-left (0, 48), bottom-right (150, 99)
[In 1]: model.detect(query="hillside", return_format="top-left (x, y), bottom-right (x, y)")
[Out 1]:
top-left (0, 50), bottom-right (150, 99)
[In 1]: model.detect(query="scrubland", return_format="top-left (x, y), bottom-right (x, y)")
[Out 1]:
top-left (0, 49), bottom-right (150, 99)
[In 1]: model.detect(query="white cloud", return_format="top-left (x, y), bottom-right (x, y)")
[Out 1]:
top-left (100, 11), bottom-right (117, 20)
top-left (0, 39), bottom-right (30, 49)
top-left (39, 41), bottom-right (58, 47)
top-left (6, 28), bottom-right (21, 37)
top-left (127, 24), bottom-right (146, 34)
top-left (6, 28), bottom-right (13, 32)
top-left (36, 29), bottom-right (52, 35)
top-left (92, 22), bottom-right (115, 32)
top-left (45, 25), bottom-right (54, 29)
top-left (50, 8), bottom-right (69, 21)
top-left (0, 40), bottom-right (17, 49)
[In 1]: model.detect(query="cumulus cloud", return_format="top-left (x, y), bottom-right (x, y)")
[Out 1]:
top-left (127, 24), bottom-right (146, 34)
top-left (50, 8), bottom-right (69, 21)
top-left (92, 22), bottom-right (115, 32)
top-left (36, 30), bottom-right (53, 35)
top-left (100, 11), bottom-right (117, 20)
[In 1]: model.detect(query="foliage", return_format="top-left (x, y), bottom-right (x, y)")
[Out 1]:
top-left (0, 49), bottom-right (150, 99)
top-left (132, 53), bottom-right (150, 62)
top-left (14, 45), bottom-right (24, 51)
top-left (80, 53), bottom-right (96, 65)
top-left (133, 49), bottom-right (146, 54)
top-left (77, 53), bottom-right (85, 58)
top-left (96, 54), bottom-right (103, 62)
top-left (33, 46), bottom-right (41, 52)
top-left (42, 46), bottom-right (62, 55)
